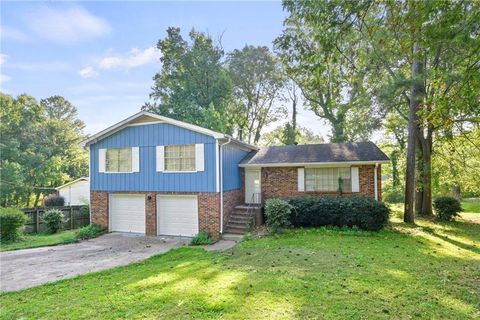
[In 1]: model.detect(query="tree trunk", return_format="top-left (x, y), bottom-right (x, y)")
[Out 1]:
top-left (415, 139), bottom-right (424, 215)
top-left (421, 133), bottom-right (433, 216)
top-left (404, 42), bottom-right (424, 223)
top-left (33, 191), bottom-right (41, 209)
top-left (331, 119), bottom-right (346, 143)
top-left (452, 185), bottom-right (461, 200)
top-left (391, 151), bottom-right (399, 188)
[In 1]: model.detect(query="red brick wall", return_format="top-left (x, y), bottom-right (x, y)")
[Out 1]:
top-left (223, 189), bottom-right (243, 226)
top-left (90, 191), bottom-right (221, 239)
top-left (261, 165), bottom-right (382, 200)
top-left (91, 191), bottom-right (108, 228)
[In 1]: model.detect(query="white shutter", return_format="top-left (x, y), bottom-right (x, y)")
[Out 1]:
top-left (132, 147), bottom-right (140, 172)
top-left (99, 149), bottom-right (106, 173)
top-left (298, 168), bottom-right (305, 192)
top-left (351, 167), bottom-right (360, 192)
top-left (195, 144), bottom-right (204, 172)
top-left (156, 146), bottom-right (164, 172)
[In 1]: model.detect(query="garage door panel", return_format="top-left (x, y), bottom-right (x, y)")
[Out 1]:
top-left (110, 194), bottom-right (145, 234)
top-left (157, 195), bottom-right (198, 237)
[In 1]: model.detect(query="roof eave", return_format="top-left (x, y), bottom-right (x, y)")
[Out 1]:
top-left (239, 160), bottom-right (390, 168)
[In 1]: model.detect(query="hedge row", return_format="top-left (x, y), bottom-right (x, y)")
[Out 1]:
top-left (287, 196), bottom-right (390, 231)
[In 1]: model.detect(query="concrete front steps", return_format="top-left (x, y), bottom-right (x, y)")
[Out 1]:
top-left (223, 204), bottom-right (260, 236)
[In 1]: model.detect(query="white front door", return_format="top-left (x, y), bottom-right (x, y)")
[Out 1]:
top-left (109, 194), bottom-right (146, 233)
top-left (245, 169), bottom-right (261, 204)
top-left (157, 195), bottom-right (199, 237)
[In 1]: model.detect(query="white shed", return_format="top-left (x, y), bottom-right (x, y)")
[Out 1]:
top-left (56, 177), bottom-right (90, 206)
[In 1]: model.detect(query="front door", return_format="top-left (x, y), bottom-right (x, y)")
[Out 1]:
top-left (245, 169), bottom-right (261, 204)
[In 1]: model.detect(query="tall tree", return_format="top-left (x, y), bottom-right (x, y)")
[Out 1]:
top-left (280, 0), bottom-right (480, 221)
top-left (145, 27), bottom-right (234, 133)
top-left (262, 125), bottom-right (324, 146)
top-left (275, 3), bottom-right (380, 142)
top-left (227, 45), bottom-right (286, 144)
top-left (283, 79), bottom-right (300, 145)
top-left (0, 93), bottom-right (88, 207)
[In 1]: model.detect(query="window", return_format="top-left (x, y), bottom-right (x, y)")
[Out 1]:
top-left (106, 148), bottom-right (132, 172)
top-left (164, 145), bottom-right (196, 171)
top-left (305, 167), bottom-right (352, 192)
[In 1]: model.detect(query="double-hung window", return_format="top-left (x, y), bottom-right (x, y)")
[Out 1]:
top-left (105, 148), bottom-right (132, 172)
top-left (164, 144), bottom-right (196, 171)
top-left (305, 167), bottom-right (352, 192)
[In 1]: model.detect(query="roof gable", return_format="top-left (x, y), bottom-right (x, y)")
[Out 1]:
top-left (81, 111), bottom-right (256, 150)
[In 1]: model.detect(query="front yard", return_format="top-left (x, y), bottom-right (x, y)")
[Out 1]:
top-left (0, 230), bottom-right (78, 252)
top-left (1, 204), bottom-right (479, 319)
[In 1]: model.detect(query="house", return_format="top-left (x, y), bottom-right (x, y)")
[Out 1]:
top-left (83, 111), bottom-right (389, 239)
top-left (56, 177), bottom-right (90, 205)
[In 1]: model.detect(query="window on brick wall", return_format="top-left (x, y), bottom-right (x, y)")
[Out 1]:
top-left (305, 167), bottom-right (352, 192)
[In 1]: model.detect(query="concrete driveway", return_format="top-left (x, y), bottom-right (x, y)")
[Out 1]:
top-left (0, 233), bottom-right (189, 292)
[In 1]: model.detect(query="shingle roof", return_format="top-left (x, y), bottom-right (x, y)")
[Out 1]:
top-left (240, 142), bottom-right (389, 166)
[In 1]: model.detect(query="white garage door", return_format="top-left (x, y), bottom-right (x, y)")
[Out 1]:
top-left (157, 195), bottom-right (198, 237)
top-left (110, 194), bottom-right (145, 233)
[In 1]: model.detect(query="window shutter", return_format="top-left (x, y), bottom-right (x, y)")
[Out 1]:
top-left (156, 146), bottom-right (164, 172)
top-left (132, 147), bottom-right (140, 172)
top-left (351, 167), bottom-right (360, 192)
top-left (298, 168), bottom-right (305, 192)
top-left (195, 144), bottom-right (205, 172)
top-left (99, 149), bottom-right (106, 173)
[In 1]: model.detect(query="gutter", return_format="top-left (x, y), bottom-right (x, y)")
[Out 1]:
top-left (218, 138), bottom-right (232, 234)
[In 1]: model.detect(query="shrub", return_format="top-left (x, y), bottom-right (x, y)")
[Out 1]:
top-left (288, 196), bottom-right (390, 231)
top-left (44, 194), bottom-right (65, 207)
top-left (433, 196), bottom-right (462, 221)
top-left (0, 208), bottom-right (28, 242)
top-left (190, 231), bottom-right (214, 245)
top-left (43, 209), bottom-right (65, 234)
top-left (264, 198), bottom-right (293, 233)
top-left (76, 224), bottom-right (105, 240)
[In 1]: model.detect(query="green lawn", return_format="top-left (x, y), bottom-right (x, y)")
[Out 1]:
top-left (462, 198), bottom-right (480, 216)
top-left (0, 230), bottom-right (78, 252)
top-left (1, 206), bottom-right (479, 319)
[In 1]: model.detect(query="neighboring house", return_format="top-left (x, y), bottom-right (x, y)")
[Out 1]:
top-left (83, 111), bottom-right (389, 239)
top-left (56, 177), bottom-right (90, 205)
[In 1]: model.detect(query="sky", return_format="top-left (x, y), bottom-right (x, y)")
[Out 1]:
top-left (1, 1), bottom-right (330, 138)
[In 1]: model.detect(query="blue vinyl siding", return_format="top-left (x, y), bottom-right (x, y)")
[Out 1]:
top-left (90, 123), bottom-right (217, 192)
top-left (222, 143), bottom-right (251, 191)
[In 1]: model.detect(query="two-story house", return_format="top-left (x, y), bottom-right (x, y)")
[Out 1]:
top-left (83, 111), bottom-right (389, 239)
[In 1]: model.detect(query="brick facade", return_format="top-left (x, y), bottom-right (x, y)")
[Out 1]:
top-left (90, 191), bottom-right (221, 239)
top-left (222, 189), bottom-right (243, 227)
top-left (261, 165), bottom-right (382, 200)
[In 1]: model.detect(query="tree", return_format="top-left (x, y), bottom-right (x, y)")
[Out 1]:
top-left (283, 79), bottom-right (300, 145)
top-left (145, 27), bottom-right (234, 133)
top-left (279, 0), bottom-right (480, 222)
top-left (227, 45), bottom-right (286, 144)
top-left (262, 125), bottom-right (324, 146)
top-left (0, 93), bottom-right (88, 207)
top-left (275, 2), bottom-right (381, 142)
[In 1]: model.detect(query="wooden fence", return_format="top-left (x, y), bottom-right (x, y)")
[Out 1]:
top-left (22, 206), bottom-right (90, 234)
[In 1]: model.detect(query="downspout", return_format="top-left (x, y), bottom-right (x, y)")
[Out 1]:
top-left (219, 138), bottom-right (232, 234)
top-left (374, 162), bottom-right (379, 201)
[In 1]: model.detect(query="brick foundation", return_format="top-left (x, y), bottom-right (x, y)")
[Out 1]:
top-left (90, 191), bottom-right (222, 239)
top-left (222, 189), bottom-right (243, 227)
top-left (261, 165), bottom-right (382, 200)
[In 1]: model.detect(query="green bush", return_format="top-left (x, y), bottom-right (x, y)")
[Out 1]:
top-left (43, 194), bottom-right (65, 207)
top-left (190, 231), bottom-right (214, 245)
top-left (264, 198), bottom-right (293, 233)
top-left (43, 209), bottom-right (65, 234)
top-left (288, 196), bottom-right (390, 231)
top-left (0, 207), bottom-right (28, 242)
top-left (433, 196), bottom-right (462, 221)
top-left (76, 224), bottom-right (105, 240)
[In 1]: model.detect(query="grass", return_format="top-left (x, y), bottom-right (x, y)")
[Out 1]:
top-left (462, 198), bottom-right (480, 216)
top-left (0, 230), bottom-right (78, 252)
top-left (1, 203), bottom-right (479, 319)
